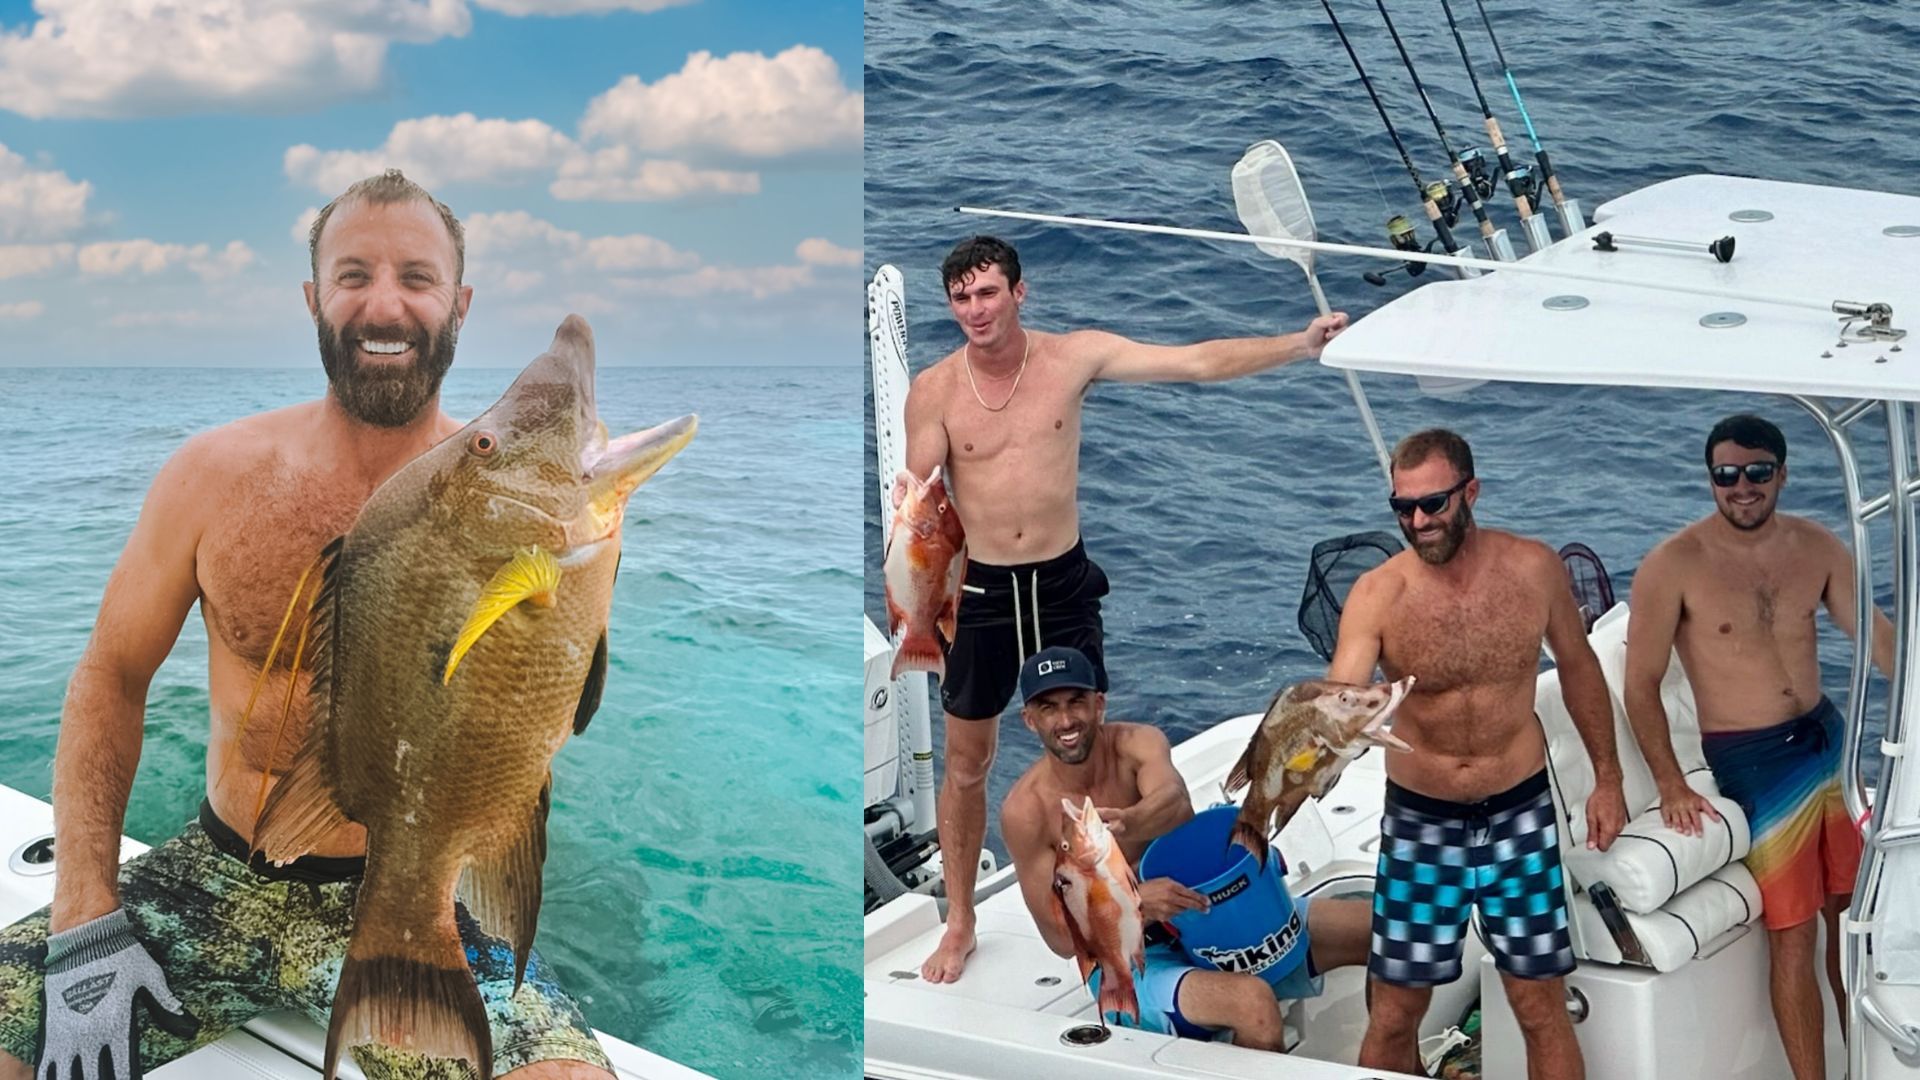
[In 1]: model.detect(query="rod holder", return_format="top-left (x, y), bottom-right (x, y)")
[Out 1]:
top-left (1520, 213), bottom-right (1554, 255)
top-left (1556, 197), bottom-right (1587, 237)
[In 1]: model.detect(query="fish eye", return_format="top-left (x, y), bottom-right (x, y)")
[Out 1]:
top-left (468, 430), bottom-right (499, 457)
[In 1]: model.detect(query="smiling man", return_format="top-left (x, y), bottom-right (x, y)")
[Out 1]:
top-left (1624, 413), bottom-right (1893, 1080)
top-left (1326, 428), bottom-right (1626, 1080)
top-left (0, 171), bottom-right (614, 1080)
top-left (904, 233), bottom-right (1348, 983)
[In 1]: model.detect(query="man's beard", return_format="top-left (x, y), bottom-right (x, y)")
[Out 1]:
top-left (317, 308), bottom-right (459, 428)
top-left (1719, 496), bottom-right (1775, 532)
top-left (1043, 726), bottom-right (1094, 765)
top-left (1403, 501), bottom-right (1473, 565)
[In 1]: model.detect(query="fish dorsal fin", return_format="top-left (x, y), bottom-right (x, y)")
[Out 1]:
top-left (1059, 796), bottom-right (1081, 822)
top-left (252, 537), bottom-right (354, 862)
top-left (459, 773), bottom-right (551, 990)
top-left (444, 546), bottom-right (562, 684)
top-left (573, 630), bottom-right (609, 736)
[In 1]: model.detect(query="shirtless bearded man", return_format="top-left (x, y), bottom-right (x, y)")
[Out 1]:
top-left (0, 171), bottom-right (612, 1080)
top-left (1625, 413), bottom-right (1889, 1080)
top-left (1326, 428), bottom-right (1627, 1080)
top-left (905, 234), bottom-right (1349, 982)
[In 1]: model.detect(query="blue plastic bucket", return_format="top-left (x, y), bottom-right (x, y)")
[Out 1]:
top-left (1139, 804), bottom-right (1308, 990)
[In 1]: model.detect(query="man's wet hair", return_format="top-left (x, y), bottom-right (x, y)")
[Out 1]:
top-left (1705, 414), bottom-right (1786, 468)
top-left (1391, 428), bottom-right (1475, 482)
top-left (942, 235), bottom-right (1021, 294)
top-left (308, 169), bottom-right (465, 285)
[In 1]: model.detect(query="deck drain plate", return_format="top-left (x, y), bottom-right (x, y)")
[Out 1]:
top-left (1886, 225), bottom-right (1920, 238)
top-left (1729, 209), bottom-right (1773, 222)
top-left (1061, 1024), bottom-right (1111, 1047)
top-left (9, 835), bottom-right (55, 877)
top-left (1543, 294), bottom-right (1589, 311)
top-left (1700, 312), bottom-right (1747, 329)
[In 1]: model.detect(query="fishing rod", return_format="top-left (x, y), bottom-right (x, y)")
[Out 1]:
top-left (1370, 0), bottom-right (1515, 262)
top-left (1440, 0), bottom-right (1551, 254)
top-left (1471, 0), bottom-right (1584, 235)
top-left (1315, 0), bottom-right (1472, 282)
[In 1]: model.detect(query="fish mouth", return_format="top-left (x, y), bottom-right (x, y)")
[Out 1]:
top-left (580, 413), bottom-right (699, 539)
top-left (1360, 676), bottom-right (1416, 752)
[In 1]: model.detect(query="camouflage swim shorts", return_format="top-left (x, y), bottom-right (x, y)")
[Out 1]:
top-left (0, 803), bottom-right (610, 1079)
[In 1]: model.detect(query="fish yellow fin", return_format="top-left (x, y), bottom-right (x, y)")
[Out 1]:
top-left (443, 547), bottom-right (562, 685)
top-left (1285, 747), bottom-right (1322, 773)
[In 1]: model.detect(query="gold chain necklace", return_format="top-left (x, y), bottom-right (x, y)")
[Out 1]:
top-left (964, 330), bottom-right (1030, 413)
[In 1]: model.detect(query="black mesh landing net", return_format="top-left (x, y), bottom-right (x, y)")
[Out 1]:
top-left (1558, 542), bottom-right (1617, 632)
top-left (1297, 531), bottom-right (1404, 662)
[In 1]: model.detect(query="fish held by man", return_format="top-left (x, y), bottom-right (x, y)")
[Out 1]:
top-left (243, 314), bottom-right (696, 1080)
top-left (883, 465), bottom-right (967, 680)
top-left (1053, 795), bottom-right (1146, 1025)
top-left (1226, 677), bottom-right (1416, 868)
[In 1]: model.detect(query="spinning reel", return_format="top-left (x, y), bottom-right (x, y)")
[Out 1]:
top-left (1362, 214), bottom-right (1438, 286)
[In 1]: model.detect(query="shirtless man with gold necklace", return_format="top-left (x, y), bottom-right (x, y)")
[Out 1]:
top-left (902, 234), bottom-right (1348, 982)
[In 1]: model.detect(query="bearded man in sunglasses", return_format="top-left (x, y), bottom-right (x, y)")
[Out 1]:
top-left (1326, 428), bottom-right (1627, 1080)
top-left (1624, 413), bottom-right (1892, 1080)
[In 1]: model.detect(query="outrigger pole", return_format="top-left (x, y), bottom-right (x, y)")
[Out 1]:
top-left (954, 204), bottom-right (1880, 321)
top-left (1440, 0), bottom-right (1552, 254)
top-left (1315, 0), bottom-right (1471, 272)
top-left (1370, 0), bottom-right (1515, 262)
top-left (1471, 0), bottom-right (1585, 235)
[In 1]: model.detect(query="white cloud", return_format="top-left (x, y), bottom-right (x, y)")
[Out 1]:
top-left (0, 300), bottom-right (44, 320)
top-left (475, 0), bottom-right (695, 13)
top-left (77, 239), bottom-right (256, 281)
top-left (0, 0), bottom-right (473, 119)
top-left (0, 243), bottom-right (77, 280)
top-left (616, 264), bottom-right (820, 300)
top-left (0, 145), bottom-right (91, 241)
top-left (292, 207), bottom-right (321, 247)
top-left (549, 147), bottom-right (757, 202)
top-left (795, 237), bottom-right (859, 267)
top-left (285, 113), bottom-right (576, 194)
top-left (579, 46), bottom-right (862, 158)
top-left (465, 210), bottom-right (695, 272)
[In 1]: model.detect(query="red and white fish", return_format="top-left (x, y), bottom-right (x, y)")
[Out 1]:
top-left (1053, 796), bottom-right (1146, 1025)
top-left (883, 466), bottom-right (966, 680)
top-left (1226, 677), bottom-right (1415, 868)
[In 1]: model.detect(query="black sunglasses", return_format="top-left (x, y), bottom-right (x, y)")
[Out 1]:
top-left (1389, 475), bottom-right (1473, 519)
top-left (1710, 462), bottom-right (1778, 487)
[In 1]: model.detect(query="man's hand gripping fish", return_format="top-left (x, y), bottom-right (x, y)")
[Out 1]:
top-left (1226, 678), bottom-right (1415, 868)
top-left (236, 315), bottom-right (695, 1080)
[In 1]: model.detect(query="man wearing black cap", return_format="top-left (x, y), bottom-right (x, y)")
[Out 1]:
top-left (999, 646), bottom-right (1369, 1046)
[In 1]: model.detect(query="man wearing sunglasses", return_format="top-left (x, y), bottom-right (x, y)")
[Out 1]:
top-left (903, 235), bottom-right (1349, 983)
top-left (1326, 428), bottom-right (1627, 1080)
top-left (1623, 413), bottom-right (1892, 1080)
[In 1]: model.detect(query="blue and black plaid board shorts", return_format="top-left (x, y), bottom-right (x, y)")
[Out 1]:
top-left (1368, 768), bottom-right (1575, 987)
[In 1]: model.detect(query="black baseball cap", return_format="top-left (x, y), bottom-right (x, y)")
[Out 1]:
top-left (1020, 646), bottom-right (1100, 702)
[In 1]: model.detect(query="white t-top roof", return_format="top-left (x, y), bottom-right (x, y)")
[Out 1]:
top-left (1319, 174), bottom-right (1920, 401)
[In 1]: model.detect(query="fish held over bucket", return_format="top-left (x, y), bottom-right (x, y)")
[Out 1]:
top-left (1053, 796), bottom-right (1146, 1025)
top-left (883, 466), bottom-right (966, 680)
top-left (244, 314), bottom-right (695, 1080)
top-left (1225, 677), bottom-right (1415, 868)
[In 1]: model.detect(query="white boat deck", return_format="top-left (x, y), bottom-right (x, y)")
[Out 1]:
top-left (0, 786), bottom-right (709, 1080)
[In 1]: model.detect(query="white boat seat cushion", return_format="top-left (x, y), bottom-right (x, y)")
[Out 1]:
top-left (1538, 603), bottom-right (1761, 959)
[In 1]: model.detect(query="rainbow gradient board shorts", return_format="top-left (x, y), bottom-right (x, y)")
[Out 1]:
top-left (1702, 697), bottom-right (1863, 931)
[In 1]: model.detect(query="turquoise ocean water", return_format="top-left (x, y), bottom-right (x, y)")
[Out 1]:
top-left (0, 364), bottom-right (860, 1078)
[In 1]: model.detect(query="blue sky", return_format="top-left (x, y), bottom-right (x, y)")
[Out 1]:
top-left (0, 0), bottom-right (861, 366)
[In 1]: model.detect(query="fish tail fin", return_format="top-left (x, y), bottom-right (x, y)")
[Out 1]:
top-left (218, 545), bottom-right (328, 790)
top-left (890, 632), bottom-right (946, 681)
top-left (326, 867), bottom-right (491, 1080)
top-left (1098, 965), bottom-right (1141, 1026)
top-left (1229, 819), bottom-right (1270, 871)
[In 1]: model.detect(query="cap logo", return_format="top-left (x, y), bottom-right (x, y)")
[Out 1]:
top-left (1037, 659), bottom-right (1068, 676)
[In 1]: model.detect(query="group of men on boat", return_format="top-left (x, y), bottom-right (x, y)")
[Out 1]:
top-left (900, 234), bottom-right (1877, 1080)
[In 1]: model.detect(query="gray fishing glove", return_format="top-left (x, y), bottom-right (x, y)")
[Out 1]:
top-left (38, 908), bottom-right (198, 1080)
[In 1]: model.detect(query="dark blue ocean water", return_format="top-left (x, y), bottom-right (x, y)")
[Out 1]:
top-left (0, 365), bottom-right (860, 1078)
top-left (863, 0), bottom-right (1920, 858)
